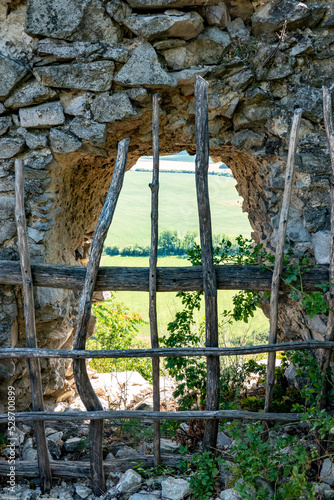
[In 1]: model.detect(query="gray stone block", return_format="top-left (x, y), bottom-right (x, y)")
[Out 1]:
top-left (4, 79), bottom-right (57, 109)
top-left (70, 117), bottom-right (107, 147)
top-left (0, 137), bottom-right (25, 159)
top-left (0, 54), bottom-right (28, 99)
top-left (91, 93), bottom-right (137, 123)
top-left (50, 128), bottom-right (82, 153)
top-left (19, 101), bottom-right (65, 128)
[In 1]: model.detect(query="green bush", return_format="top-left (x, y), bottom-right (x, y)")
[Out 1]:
top-left (87, 294), bottom-right (152, 381)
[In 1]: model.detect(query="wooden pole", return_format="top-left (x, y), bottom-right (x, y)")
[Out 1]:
top-left (72, 138), bottom-right (129, 495)
top-left (264, 109), bottom-right (302, 413)
top-left (149, 93), bottom-right (161, 465)
top-left (320, 87), bottom-right (334, 408)
top-left (1, 341), bottom-right (334, 360)
top-left (0, 262), bottom-right (330, 292)
top-left (195, 75), bottom-right (219, 451)
top-left (14, 159), bottom-right (52, 492)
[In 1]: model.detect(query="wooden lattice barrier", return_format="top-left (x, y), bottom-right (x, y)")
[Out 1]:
top-left (1, 78), bottom-right (334, 495)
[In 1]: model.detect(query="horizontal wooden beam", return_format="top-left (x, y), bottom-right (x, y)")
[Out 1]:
top-left (0, 261), bottom-right (329, 292)
top-left (0, 408), bottom-right (301, 424)
top-left (0, 456), bottom-right (187, 478)
top-left (1, 341), bottom-right (334, 360)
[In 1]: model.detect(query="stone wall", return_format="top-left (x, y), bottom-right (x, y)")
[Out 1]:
top-left (0, 0), bottom-right (333, 410)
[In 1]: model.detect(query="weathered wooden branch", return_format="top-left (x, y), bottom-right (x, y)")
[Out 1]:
top-left (1, 341), bottom-right (334, 360)
top-left (195, 75), bottom-right (219, 451)
top-left (149, 93), bottom-right (161, 465)
top-left (0, 408), bottom-right (302, 424)
top-left (0, 261), bottom-right (329, 292)
top-left (15, 159), bottom-right (52, 492)
top-left (0, 456), bottom-right (191, 479)
top-left (73, 138), bottom-right (129, 495)
top-left (321, 86), bottom-right (334, 408)
top-left (264, 108), bottom-right (302, 413)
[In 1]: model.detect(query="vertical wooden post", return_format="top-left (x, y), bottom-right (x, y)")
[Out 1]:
top-left (15, 159), bottom-right (52, 492)
top-left (320, 87), bottom-right (334, 408)
top-left (73, 138), bottom-right (129, 495)
top-left (264, 109), bottom-right (302, 413)
top-left (194, 76), bottom-right (219, 451)
top-left (149, 93), bottom-right (161, 465)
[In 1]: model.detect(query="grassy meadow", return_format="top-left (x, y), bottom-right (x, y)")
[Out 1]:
top-left (101, 166), bottom-right (269, 345)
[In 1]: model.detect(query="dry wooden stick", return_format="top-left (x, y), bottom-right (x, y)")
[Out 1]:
top-left (320, 87), bottom-right (334, 408)
top-left (195, 75), bottom-right (220, 451)
top-left (15, 159), bottom-right (52, 492)
top-left (73, 138), bottom-right (129, 495)
top-left (1, 341), bottom-right (334, 361)
top-left (264, 108), bottom-right (302, 413)
top-left (149, 93), bottom-right (161, 465)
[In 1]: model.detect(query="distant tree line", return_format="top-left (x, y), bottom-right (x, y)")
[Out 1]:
top-left (104, 230), bottom-right (238, 258)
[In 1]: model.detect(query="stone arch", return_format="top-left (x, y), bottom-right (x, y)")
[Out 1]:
top-left (0, 0), bottom-right (332, 409)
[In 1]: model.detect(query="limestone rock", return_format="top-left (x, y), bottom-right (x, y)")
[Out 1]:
top-left (125, 88), bottom-right (149, 105)
top-left (252, 1), bottom-right (327, 39)
top-left (127, 0), bottom-right (217, 8)
top-left (114, 42), bottom-right (177, 88)
top-left (63, 437), bottom-right (84, 452)
top-left (34, 61), bottom-right (115, 92)
top-left (115, 445), bottom-right (140, 458)
top-left (217, 431), bottom-right (232, 449)
top-left (161, 477), bottom-right (192, 500)
top-left (289, 85), bottom-right (322, 124)
top-left (22, 438), bottom-right (38, 461)
top-left (92, 93), bottom-right (137, 123)
top-left (74, 483), bottom-right (92, 499)
top-left (0, 54), bottom-right (28, 99)
top-left (172, 67), bottom-right (209, 85)
top-left (227, 0), bottom-right (253, 22)
top-left (50, 128), bottom-right (82, 153)
top-left (70, 117), bottom-right (107, 147)
top-left (124, 11), bottom-right (204, 41)
top-left (0, 137), bottom-right (25, 159)
top-left (60, 93), bottom-right (90, 116)
top-left (226, 17), bottom-right (250, 42)
top-left (154, 39), bottom-right (186, 50)
top-left (116, 469), bottom-right (142, 494)
top-left (28, 227), bottom-right (45, 243)
top-left (160, 438), bottom-right (179, 453)
top-left (162, 29), bottom-right (230, 69)
top-left (311, 231), bottom-right (330, 265)
top-left (290, 37), bottom-right (314, 57)
top-left (4, 80), bottom-right (58, 109)
top-left (320, 459), bottom-right (334, 486)
top-left (106, 0), bottom-right (132, 23)
top-left (0, 220), bottom-right (16, 243)
top-left (201, 3), bottom-right (230, 27)
top-left (35, 39), bottom-right (100, 61)
top-left (69, 0), bottom-right (121, 44)
top-left (25, 0), bottom-right (89, 39)
top-left (25, 131), bottom-right (48, 149)
top-left (130, 491), bottom-right (161, 500)
top-left (19, 101), bottom-right (65, 128)
top-left (0, 116), bottom-right (11, 136)
top-left (102, 43), bottom-right (130, 63)
top-left (231, 130), bottom-right (264, 149)
top-left (220, 489), bottom-right (243, 500)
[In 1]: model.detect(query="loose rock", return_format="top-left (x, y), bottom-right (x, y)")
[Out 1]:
top-left (50, 128), bottom-right (82, 153)
top-left (0, 116), bottom-right (11, 136)
top-left (70, 117), bottom-right (107, 147)
top-left (161, 477), bottom-right (192, 500)
top-left (116, 469), bottom-right (143, 494)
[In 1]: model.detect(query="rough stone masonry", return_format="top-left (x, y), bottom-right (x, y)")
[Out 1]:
top-left (0, 0), bottom-right (333, 410)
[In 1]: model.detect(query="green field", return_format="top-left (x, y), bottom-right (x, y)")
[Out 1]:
top-left (101, 255), bottom-right (269, 343)
top-left (105, 171), bottom-right (251, 249)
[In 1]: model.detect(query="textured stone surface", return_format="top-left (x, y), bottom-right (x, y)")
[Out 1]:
top-left (320, 458), bottom-right (334, 486)
top-left (114, 42), bottom-right (177, 87)
top-left (311, 231), bottom-right (331, 264)
top-left (201, 3), bottom-right (230, 27)
top-left (0, 54), bottom-right (27, 99)
top-left (91, 93), bottom-right (136, 123)
top-left (127, 0), bottom-right (216, 7)
top-left (50, 128), bottom-right (82, 153)
top-left (220, 489), bottom-right (243, 500)
top-left (69, 0), bottom-right (121, 43)
top-left (0, 137), bottom-right (25, 159)
top-left (4, 79), bottom-right (57, 109)
top-left (19, 101), bottom-right (65, 128)
top-left (0, 116), bottom-right (11, 136)
top-left (35, 39), bottom-right (100, 61)
top-left (106, 0), bottom-right (132, 23)
top-left (25, 0), bottom-right (88, 39)
top-left (228, 0), bottom-right (254, 21)
top-left (34, 61), bottom-right (115, 92)
top-left (70, 117), bottom-right (107, 147)
top-left (116, 469), bottom-right (142, 494)
top-left (124, 11), bottom-right (204, 41)
top-left (161, 477), bottom-right (192, 500)
top-left (25, 131), bottom-right (48, 149)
